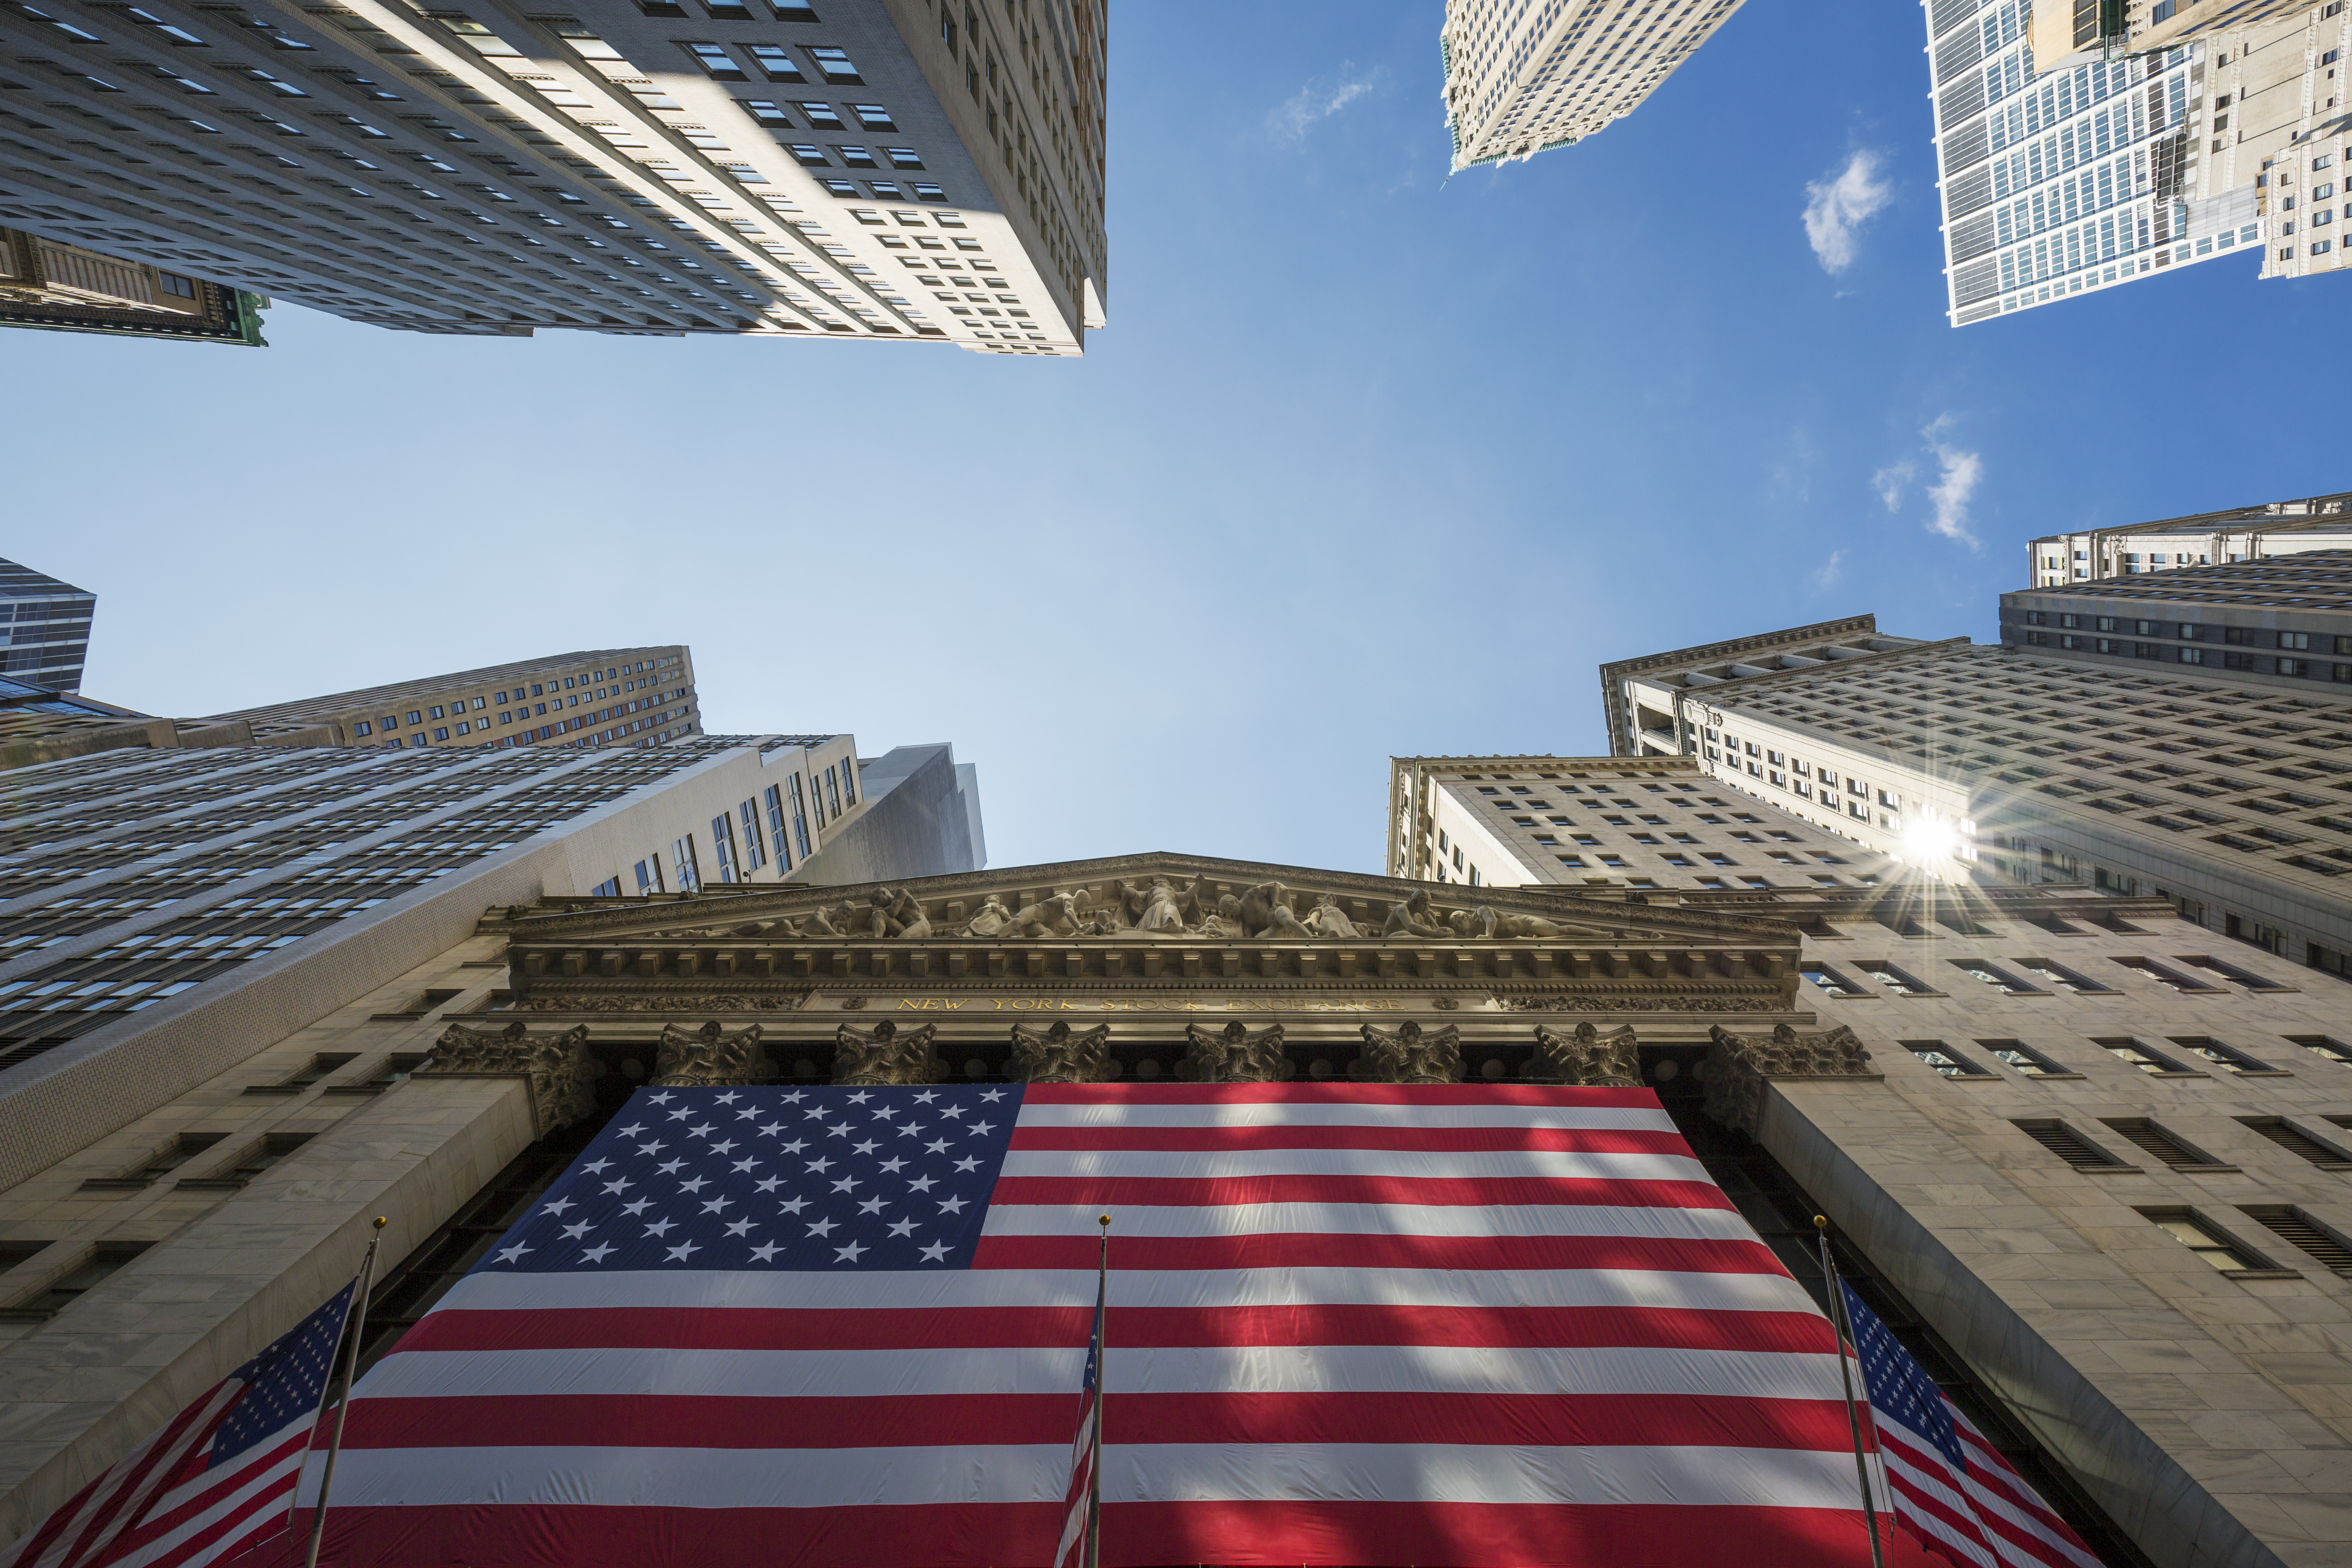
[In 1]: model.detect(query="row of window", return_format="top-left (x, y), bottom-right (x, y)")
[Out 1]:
top-left (1806, 950), bottom-right (2283, 1000)
top-left (2026, 631), bottom-right (2352, 682)
top-left (2024, 612), bottom-right (2347, 651)
top-left (350, 659), bottom-right (677, 737)
top-left (1910, 1027), bottom-right (2338, 1082)
top-left (614, 759), bottom-right (849, 896)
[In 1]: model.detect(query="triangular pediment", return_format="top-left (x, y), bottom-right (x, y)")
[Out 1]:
top-left (503, 851), bottom-right (1798, 950)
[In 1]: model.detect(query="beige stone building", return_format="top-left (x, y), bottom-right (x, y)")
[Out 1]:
top-left (8, 830), bottom-right (2351, 1566)
top-left (1384, 753), bottom-right (2352, 1565)
top-left (2027, 488), bottom-right (2352, 588)
top-left (0, 0), bottom-right (1105, 351)
top-left (1439, 0), bottom-right (1746, 170)
top-left (0, 226), bottom-right (265, 344)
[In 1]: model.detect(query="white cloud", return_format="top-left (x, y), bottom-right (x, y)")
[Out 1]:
top-left (1924, 440), bottom-right (1983, 545)
top-left (1270, 68), bottom-right (1379, 142)
top-left (1812, 550), bottom-right (1847, 590)
top-left (1802, 150), bottom-right (1894, 274)
top-left (1872, 459), bottom-right (1915, 512)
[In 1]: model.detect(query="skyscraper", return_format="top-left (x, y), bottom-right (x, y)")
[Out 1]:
top-left (1601, 613), bottom-right (2352, 980)
top-left (0, 226), bottom-right (266, 343)
top-left (0, 559), bottom-right (94, 693)
top-left (2025, 487), bottom-right (2352, 586)
top-left (1929, 0), bottom-right (2347, 326)
top-left (0, 0), bottom-right (1105, 352)
top-left (200, 645), bottom-right (705, 751)
top-left (1439, 0), bottom-right (1745, 171)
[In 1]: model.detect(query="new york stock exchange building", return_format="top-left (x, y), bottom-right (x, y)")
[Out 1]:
top-left (4, 817), bottom-right (2351, 1568)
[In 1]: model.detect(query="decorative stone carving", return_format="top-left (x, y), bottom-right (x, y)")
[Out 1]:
top-left (1488, 991), bottom-right (1785, 1015)
top-left (1451, 906), bottom-right (1575, 939)
top-left (1380, 889), bottom-right (1450, 940)
top-left (833, 1019), bottom-right (944, 1085)
top-left (1180, 1020), bottom-right (1289, 1082)
top-left (652, 1020), bottom-right (764, 1087)
top-left (1532, 1022), bottom-right (1641, 1087)
top-left (1302, 893), bottom-right (1358, 939)
top-left (1359, 1020), bottom-right (1464, 1084)
top-left (997, 889), bottom-right (1092, 939)
top-left (963, 894), bottom-right (1015, 937)
top-left (865, 889), bottom-right (932, 940)
top-left (1008, 1020), bottom-right (1114, 1083)
top-left (1242, 882), bottom-right (1313, 938)
top-left (1123, 878), bottom-right (1187, 933)
top-left (524, 993), bottom-right (810, 1012)
top-left (419, 1021), bottom-right (594, 1136)
top-left (1703, 1023), bottom-right (1875, 1136)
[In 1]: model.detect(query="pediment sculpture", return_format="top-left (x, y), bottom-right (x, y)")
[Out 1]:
top-left (1532, 1022), bottom-right (1641, 1087)
top-left (419, 1020), bottom-right (594, 1135)
top-left (1181, 1020), bottom-right (1290, 1082)
top-left (1359, 1020), bottom-right (1464, 1084)
top-left (833, 1019), bottom-right (944, 1085)
top-left (652, 1020), bottom-right (764, 1087)
top-left (1008, 1020), bottom-right (1114, 1083)
top-left (1703, 1022), bottom-right (1875, 1136)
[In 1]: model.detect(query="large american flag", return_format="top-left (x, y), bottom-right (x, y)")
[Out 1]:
top-left (298, 1082), bottom-right (1922, 1568)
top-left (0, 1283), bottom-right (352, 1568)
top-left (1841, 1283), bottom-right (2100, 1568)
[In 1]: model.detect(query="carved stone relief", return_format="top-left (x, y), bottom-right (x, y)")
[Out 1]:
top-left (1359, 1020), bottom-right (1464, 1084)
top-left (652, 1020), bottom-right (764, 1087)
top-left (419, 1020), bottom-right (594, 1136)
top-left (833, 1019), bottom-right (944, 1085)
top-left (1180, 1020), bottom-right (1290, 1082)
top-left (1703, 1022), bottom-right (1875, 1136)
top-left (1532, 1022), bottom-right (1641, 1087)
top-left (1007, 1020), bottom-right (1114, 1083)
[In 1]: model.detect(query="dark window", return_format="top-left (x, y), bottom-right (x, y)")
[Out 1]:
top-left (2238, 1118), bottom-right (2352, 1169)
top-left (2140, 1209), bottom-right (2270, 1273)
top-left (2102, 1118), bottom-right (2228, 1169)
top-left (80, 1132), bottom-right (225, 1190)
top-left (2240, 1206), bottom-right (2352, 1274)
top-left (2013, 1119), bottom-right (2126, 1168)
top-left (2, 1243), bottom-right (153, 1320)
top-left (178, 1132), bottom-right (317, 1189)
top-left (1904, 1040), bottom-right (1993, 1078)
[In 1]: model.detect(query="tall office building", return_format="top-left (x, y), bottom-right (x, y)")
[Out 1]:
top-left (1601, 610), bottom-right (2352, 980)
top-left (0, 560), bottom-right (94, 693)
top-left (2028, 487), bottom-right (2352, 586)
top-left (202, 645), bottom-right (705, 751)
top-left (0, 225), bottom-right (266, 343)
top-left (1929, 0), bottom-right (2348, 326)
top-left (2002, 548), bottom-right (2352, 697)
top-left (0, 0), bottom-right (1106, 352)
top-left (1439, 0), bottom-right (1745, 170)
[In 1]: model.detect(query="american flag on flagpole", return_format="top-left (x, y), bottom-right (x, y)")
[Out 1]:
top-left (1840, 1282), bottom-right (2101, 1568)
top-left (0, 1283), bottom-right (354, 1568)
top-left (296, 1082), bottom-right (1923, 1568)
top-left (1054, 1250), bottom-right (1105, 1568)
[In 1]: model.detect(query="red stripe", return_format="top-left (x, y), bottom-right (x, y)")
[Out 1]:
top-left (305, 1498), bottom-right (1928, 1568)
top-left (987, 1173), bottom-right (1736, 1210)
top-left (396, 1302), bottom-right (1837, 1355)
top-left (1008, 1124), bottom-right (1696, 1154)
top-left (971, 1231), bottom-right (1786, 1274)
top-left (116, 1424), bottom-right (311, 1551)
top-left (1020, 1083), bottom-right (1668, 1107)
top-left (334, 1390), bottom-right (1867, 1454)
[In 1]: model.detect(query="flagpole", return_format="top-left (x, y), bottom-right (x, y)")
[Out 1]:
top-left (304, 1215), bottom-right (388, 1568)
top-left (1815, 1216), bottom-right (1886, 1568)
top-left (1086, 1212), bottom-right (1108, 1568)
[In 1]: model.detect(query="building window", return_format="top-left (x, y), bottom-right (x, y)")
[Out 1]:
top-left (1904, 1040), bottom-right (1992, 1078)
top-left (788, 774), bottom-right (812, 858)
top-left (764, 784), bottom-right (794, 870)
top-left (673, 835), bottom-right (702, 893)
top-left (824, 763), bottom-right (843, 817)
top-left (2096, 1036), bottom-right (2194, 1075)
top-left (739, 800), bottom-right (767, 872)
top-left (808, 45), bottom-right (862, 82)
top-left (684, 41), bottom-right (744, 78)
top-left (746, 42), bottom-right (804, 79)
top-left (634, 855), bottom-right (664, 893)
top-left (2142, 1209), bottom-right (2272, 1274)
top-left (1981, 1039), bottom-right (2071, 1077)
top-left (799, 102), bottom-right (846, 129)
top-left (851, 102), bottom-right (895, 129)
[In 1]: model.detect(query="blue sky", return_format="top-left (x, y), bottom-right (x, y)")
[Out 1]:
top-left (10, 1), bottom-right (2345, 876)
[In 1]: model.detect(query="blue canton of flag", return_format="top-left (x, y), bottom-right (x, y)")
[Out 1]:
top-left (212, 1283), bottom-right (352, 1466)
top-left (478, 1085), bottom-right (1023, 1274)
top-left (1841, 1283), bottom-right (1967, 1471)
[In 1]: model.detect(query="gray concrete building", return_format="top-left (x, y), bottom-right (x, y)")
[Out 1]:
top-left (200, 644), bottom-right (706, 751)
top-left (2002, 547), bottom-right (2352, 697)
top-left (0, 0), bottom-right (1105, 351)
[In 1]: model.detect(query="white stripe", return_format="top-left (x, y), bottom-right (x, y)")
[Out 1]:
top-left (1949, 1407), bottom-right (2100, 1568)
top-left (105, 1448), bottom-right (305, 1568)
top-left (427, 1264), bottom-right (1820, 1316)
top-left (357, 1343), bottom-right (1849, 1403)
top-left (1014, 1102), bottom-right (1678, 1131)
top-left (980, 1201), bottom-right (1758, 1241)
top-left (29, 1382), bottom-right (238, 1568)
top-left (1874, 1431), bottom-right (1999, 1568)
top-left (306, 1440), bottom-right (1868, 1511)
top-left (138, 1411), bottom-right (314, 1523)
top-left (998, 1148), bottom-right (1707, 1183)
